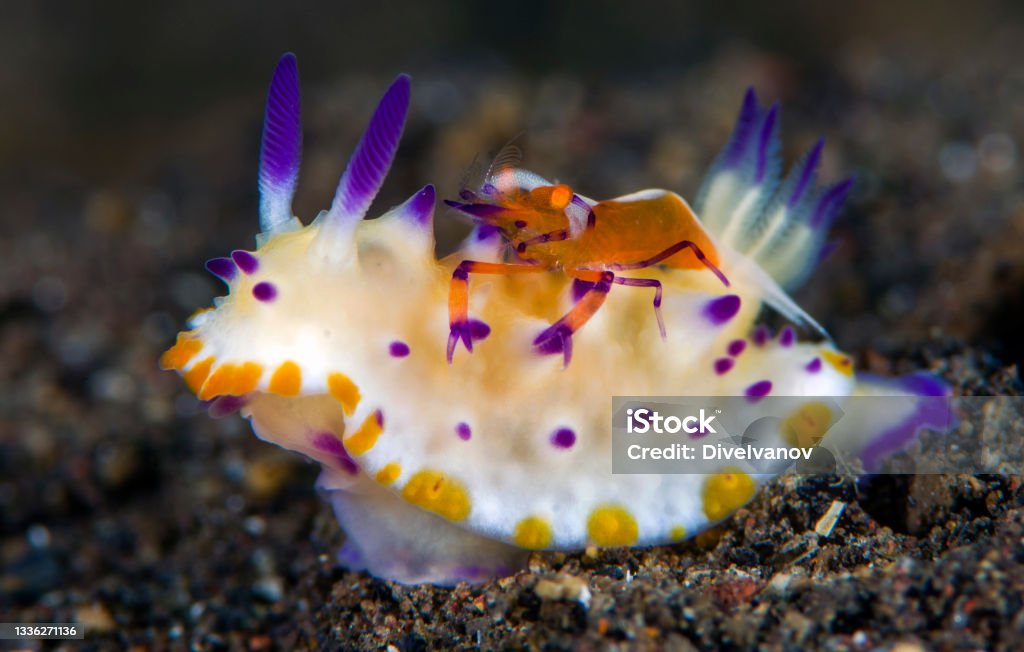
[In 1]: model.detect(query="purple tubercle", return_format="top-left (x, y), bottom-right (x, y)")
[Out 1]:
top-left (704, 295), bottom-right (741, 325)
top-left (727, 339), bottom-right (747, 357)
top-left (252, 282), bottom-right (277, 302)
top-left (746, 380), bottom-right (773, 401)
top-left (779, 326), bottom-right (796, 347)
top-left (312, 432), bottom-right (358, 475)
top-left (805, 358), bottom-right (822, 373)
top-left (754, 103), bottom-right (779, 184)
top-left (404, 184), bottom-right (435, 227)
top-left (714, 358), bottom-right (734, 375)
top-left (206, 257), bottom-right (237, 282)
top-left (753, 325), bottom-right (771, 346)
top-left (809, 178), bottom-right (855, 229)
top-left (389, 341), bottom-right (410, 358)
top-left (474, 224), bottom-right (501, 242)
top-left (722, 87), bottom-right (760, 168)
top-left (331, 74), bottom-right (410, 220)
top-left (231, 250), bottom-right (259, 275)
top-left (455, 422), bottom-right (472, 441)
top-left (550, 427), bottom-right (576, 449)
top-left (258, 54), bottom-right (301, 208)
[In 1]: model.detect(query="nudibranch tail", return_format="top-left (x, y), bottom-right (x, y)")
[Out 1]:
top-left (696, 87), bottom-right (854, 291)
top-left (258, 52), bottom-right (303, 235)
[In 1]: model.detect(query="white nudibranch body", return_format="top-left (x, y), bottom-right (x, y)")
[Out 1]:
top-left (162, 55), bottom-right (951, 585)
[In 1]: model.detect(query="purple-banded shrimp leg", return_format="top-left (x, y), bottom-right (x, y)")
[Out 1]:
top-left (533, 271), bottom-right (614, 368)
top-left (602, 240), bottom-right (730, 287)
top-left (514, 229), bottom-right (569, 255)
top-left (613, 276), bottom-right (666, 338)
top-left (448, 260), bottom-right (548, 362)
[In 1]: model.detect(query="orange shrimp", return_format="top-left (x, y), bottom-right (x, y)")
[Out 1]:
top-left (444, 166), bottom-right (730, 366)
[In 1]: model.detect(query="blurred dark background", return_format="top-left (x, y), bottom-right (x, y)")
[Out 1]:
top-left (2, 2), bottom-right (1024, 645)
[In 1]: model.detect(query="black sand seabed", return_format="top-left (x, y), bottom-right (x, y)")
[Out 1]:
top-left (2, 34), bottom-right (1024, 651)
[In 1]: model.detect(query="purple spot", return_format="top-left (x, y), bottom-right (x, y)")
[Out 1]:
top-left (312, 432), bottom-right (358, 475)
top-left (207, 394), bottom-right (250, 418)
top-left (753, 326), bottom-right (771, 346)
top-left (455, 422), bottom-right (472, 441)
top-left (805, 358), bottom-right (822, 373)
top-left (389, 341), bottom-right (410, 358)
top-left (374, 409), bottom-right (384, 428)
top-left (205, 257), bottom-right (237, 282)
top-left (474, 224), bottom-right (501, 241)
top-left (745, 380), bottom-right (773, 402)
top-left (332, 75), bottom-right (410, 219)
top-left (571, 278), bottom-right (596, 302)
top-left (515, 220), bottom-right (528, 228)
top-left (252, 282), bottom-right (277, 302)
top-left (727, 339), bottom-right (747, 357)
top-left (779, 327), bottom-right (796, 347)
top-left (550, 427), bottom-right (576, 449)
top-left (231, 250), bottom-right (259, 274)
top-left (704, 295), bottom-right (741, 325)
top-left (714, 358), bottom-right (734, 375)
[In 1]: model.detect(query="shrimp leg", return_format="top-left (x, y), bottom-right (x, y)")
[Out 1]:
top-left (448, 260), bottom-right (548, 362)
top-left (533, 271), bottom-right (614, 368)
top-left (588, 239), bottom-right (730, 287)
top-left (613, 276), bottom-right (666, 338)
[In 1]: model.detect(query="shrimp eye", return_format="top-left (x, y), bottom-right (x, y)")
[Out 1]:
top-left (549, 185), bottom-right (572, 210)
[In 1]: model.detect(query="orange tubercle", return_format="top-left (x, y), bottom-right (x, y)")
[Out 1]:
top-left (269, 361), bottom-right (302, 396)
top-left (327, 372), bottom-right (361, 416)
top-left (160, 334), bottom-right (203, 371)
top-left (183, 357), bottom-right (215, 394)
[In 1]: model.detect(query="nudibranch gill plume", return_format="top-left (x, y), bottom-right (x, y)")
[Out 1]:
top-left (161, 54), bottom-right (950, 585)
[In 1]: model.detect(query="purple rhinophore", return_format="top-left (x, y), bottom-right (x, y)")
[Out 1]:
top-left (754, 104), bottom-right (779, 184)
top-left (258, 54), bottom-right (301, 210)
top-left (550, 427), bottom-right (576, 449)
top-left (331, 75), bottom-right (410, 220)
top-left (805, 358), bottom-right (822, 373)
top-left (704, 295), bottom-right (741, 325)
top-left (753, 325), bottom-right (771, 346)
top-left (779, 326), bottom-right (796, 347)
top-left (809, 178), bottom-right (855, 228)
top-left (727, 339), bottom-right (747, 357)
top-left (745, 380), bottom-right (773, 401)
top-left (312, 432), bottom-right (359, 475)
top-left (231, 250), bottom-right (260, 275)
top-left (252, 282), bottom-right (277, 302)
top-left (571, 278), bottom-right (596, 302)
top-left (389, 341), bottom-right (410, 358)
top-left (714, 358), bottom-right (734, 375)
top-left (722, 87), bottom-right (760, 168)
top-left (455, 422), bottom-right (472, 441)
top-left (787, 138), bottom-right (824, 208)
top-left (206, 257), bottom-right (237, 282)
top-left (405, 185), bottom-right (435, 227)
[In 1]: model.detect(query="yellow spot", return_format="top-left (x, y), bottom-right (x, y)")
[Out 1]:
top-left (327, 372), bottom-right (361, 416)
top-left (268, 361), bottom-right (301, 396)
top-left (549, 184), bottom-right (572, 209)
top-left (821, 349), bottom-right (854, 377)
top-left (781, 401), bottom-right (833, 447)
top-left (199, 363), bottom-right (237, 400)
top-left (159, 334), bottom-right (203, 370)
top-left (669, 525), bottom-right (687, 541)
top-left (183, 357), bottom-right (215, 394)
top-left (375, 463), bottom-right (401, 486)
top-left (587, 505), bottom-right (639, 547)
top-left (344, 411), bottom-right (383, 456)
top-left (513, 516), bottom-right (553, 550)
top-left (702, 468), bottom-right (757, 522)
top-left (401, 469), bottom-right (471, 521)
top-left (233, 362), bottom-right (264, 394)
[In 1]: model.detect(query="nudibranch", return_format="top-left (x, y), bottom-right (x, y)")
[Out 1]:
top-left (161, 54), bottom-right (950, 585)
